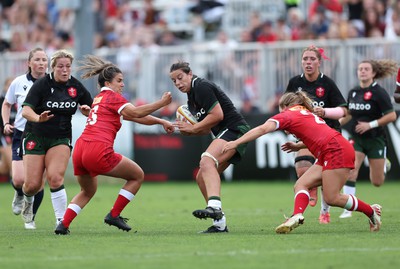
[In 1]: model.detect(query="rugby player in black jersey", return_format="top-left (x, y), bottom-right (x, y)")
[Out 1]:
top-left (170, 61), bottom-right (250, 233)
top-left (338, 59), bottom-right (397, 219)
top-left (21, 49), bottom-right (93, 229)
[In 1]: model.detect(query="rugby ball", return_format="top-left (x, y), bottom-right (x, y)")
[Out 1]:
top-left (176, 105), bottom-right (197, 125)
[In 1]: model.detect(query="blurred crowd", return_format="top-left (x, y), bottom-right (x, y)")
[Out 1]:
top-left (279, 0), bottom-right (400, 41)
top-left (1, 0), bottom-right (400, 55)
top-left (241, 0), bottom-right (400, 43)
top-left (1, 0), bottom-right (400, 116)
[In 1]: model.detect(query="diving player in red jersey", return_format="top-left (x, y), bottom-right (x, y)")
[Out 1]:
top-left (222, 91), bottom-right (382, 234)
top-left (55, 55), bottom-right (173, 235)
top-left (285, 45), bottom-right (347, 224)
top-left (338, 59), bottom-right (397, 219)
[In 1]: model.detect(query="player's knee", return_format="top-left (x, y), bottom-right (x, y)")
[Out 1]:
top-left (135, 168), bottom-right (145, 183)
top-left (294, 156), bottom-right (314, 178)
top-left (200, 152), bottom-right (219, 169)
top-left (12, 176), bottom-right (24, 188)
top-left (83, 187), bottom-right (97, 199)
top-left (47, 174), bottom-right (64, 189)
top-left (370, 169), bottom-right (385, 187)
top-left (349, 171), bottom-right (359, 181)
top-left (371, 177), bottom-right (384, 187)
top-left (23, 180), bottom-right (41, 195)
top-left (323, 193), bottom-right (338, 206)
top-left (295, 167), bottom-right (309, 178)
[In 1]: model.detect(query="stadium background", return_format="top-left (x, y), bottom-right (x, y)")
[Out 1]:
top-left (1, 0), bottom-right (400, 182)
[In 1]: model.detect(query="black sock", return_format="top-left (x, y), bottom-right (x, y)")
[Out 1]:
top-left (11, 181), bottom-right (23, 196)
top-left (32, 189), bottom-right (44, 220)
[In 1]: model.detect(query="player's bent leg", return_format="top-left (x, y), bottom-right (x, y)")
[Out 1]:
top-left (194, 146), bottom-right (233, 233)
top-left (103, 157), bottom-right (143, 232)
top-left (368, 158), bottom-right (386, 187)
top-left (308, 187), bottom-right (318, 207)
top-left (193, 152), bottom-right (223, 220)
top-left (195, 170), bottom-right (208, 201)
top-left (295, 155), bottom-right (316, 206)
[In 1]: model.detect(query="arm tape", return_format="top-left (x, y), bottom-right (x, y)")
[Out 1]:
top-left (369, 120), bottom-right (379, 129)
top-left (324, 107), bottom-right (345, 120)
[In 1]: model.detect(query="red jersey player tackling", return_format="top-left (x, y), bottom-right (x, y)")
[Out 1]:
top-left (55, 55), bottom-right (174, 235)
top-left (222, 91), bottom-right (382, 234)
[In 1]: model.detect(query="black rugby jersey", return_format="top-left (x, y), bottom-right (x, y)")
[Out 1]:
top-left (23, 73), bottom-right (93, 138)
top-left (187, 76), bottom-right (248, 136)
top-left (285, 73), bottom-right (347, 131)
top-left (347, 81), bottom-right (394, 139)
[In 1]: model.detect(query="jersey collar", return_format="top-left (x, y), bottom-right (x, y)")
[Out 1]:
top-left (300, 72), bottom-right (324, 81)
top-left (26, 73), bottom-right (36, 83)
top-left (100, 86), bottom-right (113, 92)
top-left (191, 76), bottom-right (199, 88)
top-left (287, 105), bottom-right (308, 112)
top-left (360, 81), bottom-right (377, 90)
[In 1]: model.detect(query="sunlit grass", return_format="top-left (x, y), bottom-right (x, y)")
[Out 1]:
top-left (1, 179), bottom-right (399, 269)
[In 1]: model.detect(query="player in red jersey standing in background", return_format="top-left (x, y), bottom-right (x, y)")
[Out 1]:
top-left (222, 91), bottom-right (382, 234)
top-left (285, 45), bottom-right (347, 224)
top-left (55, 55), bottom-right (174, 235)
top-left (338, 59), bottom-right (397, 219)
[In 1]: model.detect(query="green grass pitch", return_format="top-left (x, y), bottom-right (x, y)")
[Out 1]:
top-left (1, 179), bottom-right (399, 269)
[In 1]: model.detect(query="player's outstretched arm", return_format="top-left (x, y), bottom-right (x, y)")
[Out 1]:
top-left (222, 120), bottom-right (277, 153)
top-left (122, 92), bottom-right (172, 119)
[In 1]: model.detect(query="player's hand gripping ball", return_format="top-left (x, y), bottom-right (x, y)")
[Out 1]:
top-left (176, 105), bottom-right (198, 125)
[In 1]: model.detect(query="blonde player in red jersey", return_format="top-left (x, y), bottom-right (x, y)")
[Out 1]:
top-left (285, 45), bottom-right (347, 224)
top-left (222, 91), bottom-right (382, 234)
top-left (55, 55), bottom-right (174, 235)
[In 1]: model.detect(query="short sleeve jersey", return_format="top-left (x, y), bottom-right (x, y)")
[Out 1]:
top-left (187, 76), bottom-right (248, 136)
top-left (285, 73), bottom-right (347, 131)
top-left (4, 73), bottom-right (35, 131)
top-left (270, 106), bottom-right (341, 158)
top-left (22, 73), bottom-right (93, 138)
top-left (347, 82), bottom-right (394, 139)
top-left (79, 88), bottom-right (129, 145)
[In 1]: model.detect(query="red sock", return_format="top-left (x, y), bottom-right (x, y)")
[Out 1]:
top-left (293, 191), bottom-right (309, 215)
top-left (353, 198), bottom-right (374, 217)
top-left (62, 208), bottom-right (78, 228)
top-left (110, 195), bottom-right (130, 218)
